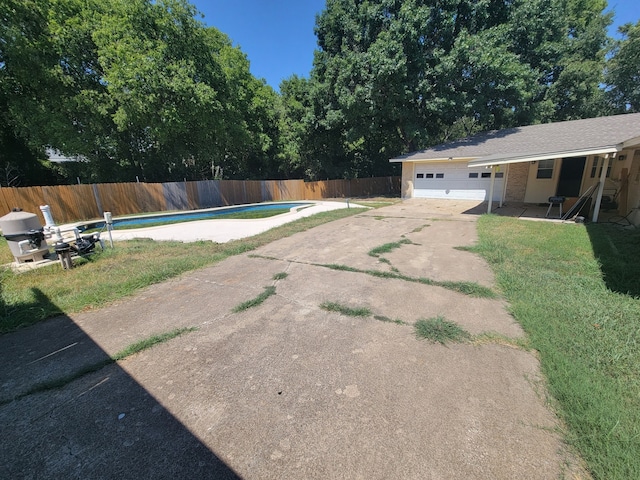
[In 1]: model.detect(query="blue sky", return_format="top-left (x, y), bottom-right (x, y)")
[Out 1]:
top-left (193, 0), bottom-right (325, 90)
top-left (192, 0), bottom-right (640, 91)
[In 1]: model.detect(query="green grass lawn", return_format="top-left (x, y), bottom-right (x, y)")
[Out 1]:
top-left (474, 215), bottom-right (640, 480)
top-left (0, 207), bottom-right (366, 333)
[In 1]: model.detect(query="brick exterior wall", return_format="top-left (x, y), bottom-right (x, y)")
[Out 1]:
top-left (505, 162), bottom-right (529, 202)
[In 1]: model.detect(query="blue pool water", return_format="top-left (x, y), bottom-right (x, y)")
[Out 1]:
top-left (79, 202), bottom-right (312, 231)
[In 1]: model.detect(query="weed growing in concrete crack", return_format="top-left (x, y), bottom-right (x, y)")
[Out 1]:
top-left (112, 327), bottom-right (198, 360)
top-left (435, 280), bottom-right (497, 299)
top-left (320, 301), bottom-right (372, 317)
top-left (324, 264), bottom-right (360, 273)
top-left (232, 286), bottom-right (276, 312)
top-left (368, 239), bottom-right (413, 257)
top-left (453, 245), bottom-right (474, 252)
top-left (472, 332), bottom-right (531, 350)
top-left (412, 224), bottom-right (430, 233)
top-left (2, 327), bottom-right (197, 405)
top-left (248, 254), bottom-right (280, 261)
top-left (414, 316), bottom-right (471, 344)
top-left (366, 269), bottom-right (404, 279)
top-left (373, 315), bottom-right (409, 325)
top-left (272, 272), bottom-right (288, 280)
top-left (319, 263), bottom-right (496, 298)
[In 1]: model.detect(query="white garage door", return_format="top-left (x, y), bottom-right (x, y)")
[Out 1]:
top-left (413, 164), bottom-right (504, 201)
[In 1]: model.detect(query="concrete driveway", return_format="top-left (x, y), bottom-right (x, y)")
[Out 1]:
top-left (0, 200), bottom-right (586, 479)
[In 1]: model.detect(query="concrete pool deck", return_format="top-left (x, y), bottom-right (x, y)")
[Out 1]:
top-left (107, 200), bottom-right (356, 243)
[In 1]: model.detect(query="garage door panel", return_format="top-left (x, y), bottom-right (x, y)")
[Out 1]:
top-left (413, 189), bottom-right (491, 200)
top-left (414, 164), bottom-right (503, 201)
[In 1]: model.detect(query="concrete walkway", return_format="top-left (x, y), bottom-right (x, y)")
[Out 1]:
top-left (0, 199), bottom-right (586, 479)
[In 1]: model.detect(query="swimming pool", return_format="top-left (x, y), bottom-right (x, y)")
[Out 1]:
top-left (78, 202), bottom-right (313, 231)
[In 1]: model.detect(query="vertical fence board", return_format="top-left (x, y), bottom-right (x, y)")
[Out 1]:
top-left (196, 180), bottom-right (222, 207)
top-left (134, 183), bottom-right (165, 213)
top-left (244, 180), bottom-right (262, 203)
top-left (121, 183), bottom-right (144, 215)
top-left (0, 176), bottom-right (400, 223)
top-left (304, 181), bottom-right (322, 200)
top-left (219, 180), bottom-right (245, 205)
top-left (0, 189), bottom-right (10, 215)
top-left (4, 187), bottom-right (47, 223)
top-left (97, 183), bottom-right (138, 216)
top-left (0, 188), bottom-right (24, 216)
top-left (43, 185), bottom-right (100, 223)
top-left (185, 182), bottom-right (200, 210)
top-left (163, 182), bottom-right (189, 211)
top-left (280, 180), bottom-right (304, 200)
top-left (260, 181), bottom-right (272, 202)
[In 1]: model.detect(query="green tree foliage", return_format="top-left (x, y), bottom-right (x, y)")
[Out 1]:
top-left (295, 0), bottom-right (611, 179)
top-left (0, 0), bottom-right (282, 184)
top-left (543, 0), bottom-right (612, 119)
top-left (0, 0), bottom-right (62, 185)
top-left (606, 21), bottom-right (640, 113)
top-left (278, 75), bottom-right (311, 178)
top-left (1, 0), bottom-right (625, 185)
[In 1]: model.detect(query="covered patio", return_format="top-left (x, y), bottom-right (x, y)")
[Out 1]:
top-left (391, 113), bottom-right (640, 225)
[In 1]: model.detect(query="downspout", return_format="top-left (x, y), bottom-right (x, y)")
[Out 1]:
top-left (592, 154), bottom-right (610, 223)
top-left (487, 166), bottom-right (496, 213)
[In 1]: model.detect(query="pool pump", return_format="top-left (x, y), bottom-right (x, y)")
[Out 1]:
top-left (0, 210), bottom-right (51, 263)
top-left (0, 206), bottom-right (103, 266)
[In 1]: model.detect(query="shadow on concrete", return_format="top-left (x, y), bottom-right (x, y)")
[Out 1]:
top-left (0, 313), bottom-right (241, 479)
top-left (586, 222), bottom-right (640, 298)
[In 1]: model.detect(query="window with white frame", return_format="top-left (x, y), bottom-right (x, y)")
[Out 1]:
top-left (536, 159), bottom-right (554, 179)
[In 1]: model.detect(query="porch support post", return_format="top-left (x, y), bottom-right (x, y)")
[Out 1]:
top-left (592, 154), bottom-right (610, 223)
top-left (487, 165), bottom-right (496, 213)
top-left (499, 165), bottom-right (505, 208)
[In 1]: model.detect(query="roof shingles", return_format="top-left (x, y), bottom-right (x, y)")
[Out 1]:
top-left (391, 113), bottom-right (640, 163)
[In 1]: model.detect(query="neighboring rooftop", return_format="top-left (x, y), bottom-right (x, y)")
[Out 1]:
top-left (390, 113), bottom-right (640, 165)
top-left (46, 148), bottom-right (87, 163)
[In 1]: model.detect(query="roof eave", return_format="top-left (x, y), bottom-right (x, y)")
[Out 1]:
top-left (468, 146), bottom-right (621, 168)
top-left (390, 156), bottom-right (478, 163)
top-left (622, 135), bottom-right (640, 149)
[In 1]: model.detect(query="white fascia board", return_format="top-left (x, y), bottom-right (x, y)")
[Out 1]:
top-left (391, 156), bottom-right (478, 163)
top-left (622, 136), bottom-right (640, 149)
top-left (468, 147), bottom-right (620, 168)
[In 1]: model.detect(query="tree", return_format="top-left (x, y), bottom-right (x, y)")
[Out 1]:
top-left (606, 21), bottom-right (640, 113)
top-left (279, 75), bottom-right (319, 179)
top-left (302, 0), bottom-right (611, 179)
top-left (0, 0), bottom-right (285, 184)
top-left (542, 0), bottom-right (612, 120)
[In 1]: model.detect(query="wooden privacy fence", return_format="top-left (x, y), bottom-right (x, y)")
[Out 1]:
top-left (0, 177), bottom-right (400, 224)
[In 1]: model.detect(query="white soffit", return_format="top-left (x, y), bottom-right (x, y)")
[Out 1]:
top-left (468, 146), bottom-right (620, 168)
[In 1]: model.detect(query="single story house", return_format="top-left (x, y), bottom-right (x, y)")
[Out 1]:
top-left (390, 113), bottom-right (640, 223)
